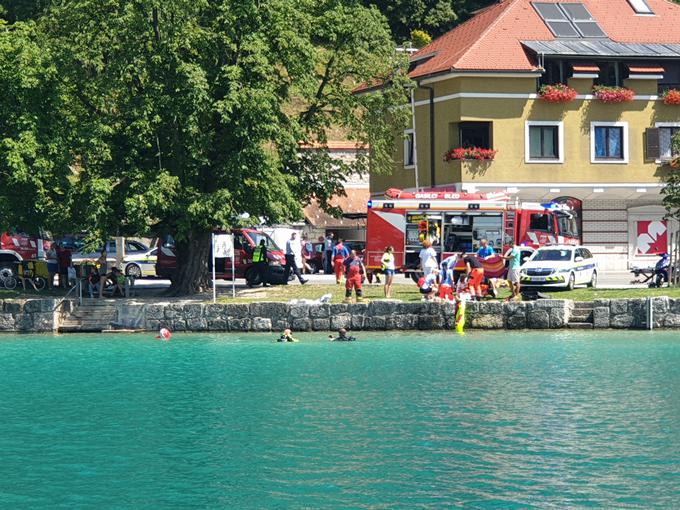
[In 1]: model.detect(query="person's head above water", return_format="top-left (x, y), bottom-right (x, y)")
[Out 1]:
top-left (338, 328), bottom-right (348, 338)
top-left (283, 328), bottom-right (292, 336)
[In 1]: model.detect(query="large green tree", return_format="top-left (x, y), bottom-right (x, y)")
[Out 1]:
top-left (361, 0), bottom-right (495, 43)
top-left (662, 132), bottom-right (680, 221)
top-left (0, 0), bottom-right (409, 295)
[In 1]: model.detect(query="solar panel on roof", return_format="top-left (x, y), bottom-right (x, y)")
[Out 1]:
top-left (533, 2), bottom-right (567, 20)
top-left (546, 21), bottom-right (581, 38)
top-left (574, 21), bottom-right (606, 38)
top-left (561, 3), bottom-right (592, 21)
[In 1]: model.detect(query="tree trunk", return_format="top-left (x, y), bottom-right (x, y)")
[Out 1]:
top-left (167, 230), bottom-right (212, 296)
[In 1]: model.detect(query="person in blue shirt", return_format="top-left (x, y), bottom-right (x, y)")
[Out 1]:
top-left (476, 238), bottom-right (495, 259)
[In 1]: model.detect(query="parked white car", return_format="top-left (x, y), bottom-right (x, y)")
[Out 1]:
top-left (519, 246), bottom-right (597, 290)
top-left (123, 247), bottom-right (157, 278)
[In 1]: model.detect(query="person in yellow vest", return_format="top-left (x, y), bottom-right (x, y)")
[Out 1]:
top-left (252, 239), bottom-right (269, 287)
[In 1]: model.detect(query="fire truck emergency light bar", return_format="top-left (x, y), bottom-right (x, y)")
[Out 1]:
top-left (368, 199), bottom-right (512, 211)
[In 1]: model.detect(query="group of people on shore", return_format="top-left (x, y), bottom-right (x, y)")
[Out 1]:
top-left (86, 250), bottom-right (127, 298)
top-left (415, 238), bottom-right (522, 303)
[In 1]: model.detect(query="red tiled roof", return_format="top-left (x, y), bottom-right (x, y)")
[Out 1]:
top-left (409, 0), bottom-right (680, 78)
top-left (303, 188), bottom-right (369, 229)
top-left (572, 63), bottom-right (599, 73)
top-left (627, 64), bottom-right (665, 73)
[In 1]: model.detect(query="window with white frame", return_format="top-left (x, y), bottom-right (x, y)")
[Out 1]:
top-left (656, 123), bottom-right (680, 160)
top-left (525, 121), bottom-right (564, 163)
top-left (590, 122), bottom-right (628, 163)
top-left (404, 129), bottom-right (415, 168)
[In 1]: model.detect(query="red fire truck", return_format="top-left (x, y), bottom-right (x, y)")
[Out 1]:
top-left (364, 188), bottom-right (581, 276)
top-left (0, 231), bottom-right (50, 274)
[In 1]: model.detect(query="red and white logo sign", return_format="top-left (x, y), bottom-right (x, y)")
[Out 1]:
top-left (636, 220), bottom-right (667, 255)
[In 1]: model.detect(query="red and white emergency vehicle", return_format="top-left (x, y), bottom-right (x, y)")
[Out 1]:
top-left (0, 231), bottom-right (50, 273)
top-left (364, 188), bottom-right (581, 274)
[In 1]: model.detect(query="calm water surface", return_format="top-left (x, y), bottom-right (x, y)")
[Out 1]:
top-left (0, 331), bottom-right (679, 509)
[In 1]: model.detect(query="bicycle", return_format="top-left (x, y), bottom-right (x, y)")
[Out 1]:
top-left (0, 266), bottom-right (17, 290)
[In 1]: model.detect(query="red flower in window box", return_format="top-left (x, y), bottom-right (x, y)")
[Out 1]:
top-left (539, 84), bottom-right (578, 103)
top-left (443, 147), bottom-right (497, 161)
top-left (592, 85), bottom-right (635, 103)
top-left (662, 89), bottom-right (680, 106)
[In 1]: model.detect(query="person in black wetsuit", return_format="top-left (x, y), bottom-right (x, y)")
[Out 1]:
top-left (328, 328), bottom-right (356, 342)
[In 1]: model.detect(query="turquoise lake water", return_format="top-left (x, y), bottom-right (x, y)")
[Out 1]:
top-left (0, 331), bottom-right (679, 509)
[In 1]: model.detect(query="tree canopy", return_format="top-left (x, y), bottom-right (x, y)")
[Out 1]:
top-left (0, 0), bottom-right (410, 294)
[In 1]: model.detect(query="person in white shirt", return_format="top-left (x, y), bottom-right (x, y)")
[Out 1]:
top-left (381, 245), bottom-right (396, 298)
top-left (419, 240), bottom-right (438, 277)
top-left (284, 233), bottom-right (307, 285)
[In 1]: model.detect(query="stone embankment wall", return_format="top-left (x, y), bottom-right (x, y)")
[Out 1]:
top-left (1, 297), bottom-right (679, 333)
top-left (0, 298), bottom-right (72, 332)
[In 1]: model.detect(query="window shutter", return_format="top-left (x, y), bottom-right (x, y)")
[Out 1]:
top-left (645, 128), bottom-right (660, 161)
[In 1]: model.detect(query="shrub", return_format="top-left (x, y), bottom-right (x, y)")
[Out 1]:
top-left (592, 85), bottom-right (635, 103)
top-left (539, 83), bottom-right (578, 103)
top-left (443, 147), bottom-right (497, 161)
top-left (410, 29), bottom-right (432, 49)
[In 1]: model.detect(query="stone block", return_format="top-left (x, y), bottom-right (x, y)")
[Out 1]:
top-left (289, 305), bottom-right (310, 319)
top-left (504, 301), bottom-right (526, 316)
top-left (204, 304), bottom-right (227, 319)
top-left (365, 316), bottom-right (386, 330)
top-left (670, 299), bottom-right (680, 315)
top-left (398, 302), bottom-right (425, 315)
top-left (527, 309), bottom-right (550, 329)
top-left (549, 304), bottom-right (568, 328)
top-left (478, 301), bottom-right (503, 315)
top-left (187, 318), bottom-right (208, 331)
top-left (330, 314), bottom-right (351, 330)
top-left (663, 314), bottom-right (680, 328)
top-left (225, 304), bottom-right (250, 318)
top-left (273, 319), bottom-right (290, 331)
top-left (506, 314), bottom-right (526, 330)
top-left (348, 303), bottom-right (369, 316)
top-left (172, 319), bottom-right (187, 331)
top-left (291, 318), bottom-right (311, 331)
top-left (418, 315), bottom-right (445, 330)
top-left (439, 301), bottom-right (457, 318)
top-left (3, 300), bottom-right (23, 314)
top-left (535, 299), bottom-right (567, 309)
top-left (228, 318), bottom-right (251, 331)
top-left (145, 304), bottom-right (165, 320)
top-left (14, 314), bottom-right (34, 331)
top-left (207, 318), bottom-right (228, 331)
top-left (23, 300), bottom-right (43, 313)
top-left (610, 314), bottom-right (635, 328)
top-left (251, 317), bottom-right (272, 332)
top-left (593, 299), bottom-right (611, 309)
top-left (145, 319), bottom-right (161, 331)
top-left (470, 314), bottom-right (504, 329)
top-left (392, 314), bottom-right (417, 330)
top-left (368, 301), bottom-right (398, 317)
top-left (610, 300), bottom-right (629, 315)
top-left (164, 305), bottom-right (183, 319)
top-left (652, 297), bottom-right (669, 314)
top-left (312, 318), bottom-right (330, 331)
top-left (329, 304), bottom-right (349, 315)
top-left (251, 302), bottom-right (289, 318)
top-left (593, 307), bottom-right (610, 329)
top-left (351, 315), bottom-right (365, 330)
top-left (309, 304), bottom-right (330, 319)
top-left (184, 304), bottom-right (204, 319)
top-left (0, 313), bottom-right (15, 330)
top-left (33, 313), bottom-right (55, 332)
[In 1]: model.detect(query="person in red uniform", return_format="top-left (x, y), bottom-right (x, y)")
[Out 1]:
top-left (343, 250), bottom-right (366, 303)
top-left (332, 239), bottom-right (350, 284)
top-left (463, 252), bottom-right (485, 301)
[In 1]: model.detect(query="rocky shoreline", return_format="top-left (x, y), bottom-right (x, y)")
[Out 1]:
top-left (1, 297), bottom-right (680, 333)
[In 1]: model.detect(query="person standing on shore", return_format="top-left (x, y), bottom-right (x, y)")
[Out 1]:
top-left (343, 250), bottom-right (365, 303)
top-left (332, 238), bottom-right (349, 284)
top-left (252, 239), bottom-right (269, 287)
top-left (463, 252), bottom-right (484, 301)
top-left (96, 249), bottom-right (108, 298)
top-left (381, 246), bottom-right (395, 298)
top-left (419, 240), bottom-right (438, 278)
top-left (46, 244), bottom-right (58, 289)
top-left (324, 233), bottom-right (334, 274)
top-left (503, 244), bottom-right (522, 301)
top-left (284, 233), bottom-right (308, 285)
top-left (56, 242), bottom-right (73, 289)
top-left (477, 238), bottom-right (495, 259)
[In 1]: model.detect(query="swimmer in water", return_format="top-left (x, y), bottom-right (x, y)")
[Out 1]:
top-left (328, 328), bottom-right (356, 342)
top-left (277, 328), bottom-right (299, 342)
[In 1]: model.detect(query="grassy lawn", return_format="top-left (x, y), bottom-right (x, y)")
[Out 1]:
top-left (220, 283), bottom-right (680, 304)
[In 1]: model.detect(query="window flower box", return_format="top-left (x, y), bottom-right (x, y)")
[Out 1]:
top-left (539, 83), bottom-right (578, 103)
top-left (662, 89), bottom-right (680, 106)
top-left (443, 147), bottom-right (497, 161)
top-left (592, 85), bottom-right (635, 103)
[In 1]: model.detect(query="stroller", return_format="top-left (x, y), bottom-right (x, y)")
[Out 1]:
top-left (650, 253), bottom-right (670, 288)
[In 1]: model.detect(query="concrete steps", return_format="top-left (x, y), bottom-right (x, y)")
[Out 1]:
top-left (58, 299), bottom-right (118, 333)
top-left (568, 302), bottom-right (594, 329)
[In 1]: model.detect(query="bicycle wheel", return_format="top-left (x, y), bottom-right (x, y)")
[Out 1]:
top-left (33, 277), bottom-right (47, 291)
top-left (3, 276), bottom-right (17, 290)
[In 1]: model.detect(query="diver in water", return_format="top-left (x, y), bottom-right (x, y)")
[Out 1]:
top-left (277, 328), bottom-right (299, 342)
top-left (328, 328), bottom-right (356, 342)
